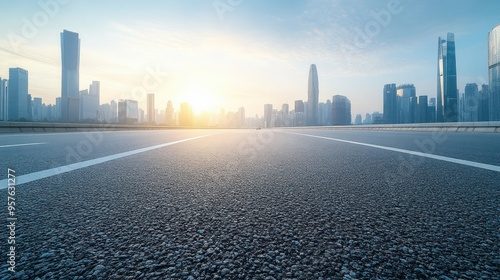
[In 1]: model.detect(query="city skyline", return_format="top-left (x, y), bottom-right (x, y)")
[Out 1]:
top-left (1, 1), bottom-right (500, 117)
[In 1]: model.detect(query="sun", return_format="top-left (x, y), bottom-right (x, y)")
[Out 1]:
top-left (184, 84), bottom-right (216, 115)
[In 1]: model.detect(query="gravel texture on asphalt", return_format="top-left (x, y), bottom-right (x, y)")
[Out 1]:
top-left (1, 131), bottom-right (499, 279)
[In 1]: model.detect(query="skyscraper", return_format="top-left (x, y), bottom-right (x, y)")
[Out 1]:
top-left (418, 95), bottom-right (429, 123)
top-left (307, 64), bottom-right (319, 126)
top-left (79, 82), bottom-right (100, 121)
top-left (383, 83), bottom-right (397, 124)
top-left (32, 97), bottom-right (43, 121)
top-left (478, 84), bottom-right (490, 121)
top-left (165, 100), bottom-right (175, 126)
top-left (147, 93), bottom-right (155, 125)
top-left (264, 104), bottom-right (273, 128)
top-left (429, 97), bottom-right (437, 123)
top-left (110, 100), bottom-right (117, 123)
top-left (294, 100), bottom-right (305, 126)
top-left (331, 95), bottom-right (351, 125)
top-left (238, 106), bottom-right (246, 128)
top-left (489, 24), bottom-right (500, 121)
top-left (7, 67), bottom-right (29, 121)
top-left (437, 32), bottom-right (458, 122)
top-left (0, 78), bottom-right (7, 120)
top-left (463, 83), bottom-right (479, 122)
top-left (397, 84), bottom-right (416, 123)
top-left (61, 30), bottom-right (80, 122)
top-left (294, 100), bottom-right (304, 113)
top-left (118, 99), bottom-right (138, 124)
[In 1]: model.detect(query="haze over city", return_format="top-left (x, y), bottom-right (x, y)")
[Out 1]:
top-left (0, 0), bottom-right (499, 117)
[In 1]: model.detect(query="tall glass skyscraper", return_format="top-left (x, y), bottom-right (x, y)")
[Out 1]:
top-left (7, 67), bottom-right (29, 121)
top-left (61, 30), bottom-right (80, 122)
top-left (489, 24), bottom-right (500, 121)
top-left (437, 32), bottom-right (458, 122)
top-left (383, 83), bottom-right (397, 124)
top-left (307, 64), bottom-right (319, 126)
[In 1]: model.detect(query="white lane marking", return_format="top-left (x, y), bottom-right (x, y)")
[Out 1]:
top-left (0, 134), bottom-right (218, 188)
top-left (0, 129), bottom-right (188, 137)
top-left (0, 142), bottom-right (46, 148)
top-left (285, 132), bottom-right (500, 173)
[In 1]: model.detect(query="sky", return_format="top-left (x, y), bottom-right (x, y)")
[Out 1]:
top-left (1, 0), bottom-right (499, 118)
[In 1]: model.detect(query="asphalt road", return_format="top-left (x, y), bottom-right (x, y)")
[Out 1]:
top-left (0, 129), bottom-right (499, 279)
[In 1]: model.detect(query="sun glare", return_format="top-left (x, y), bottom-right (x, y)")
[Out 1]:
top-left (184, 84), bottom-right (216, 115)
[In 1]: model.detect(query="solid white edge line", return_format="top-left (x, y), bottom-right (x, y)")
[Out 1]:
top-left (0, 134), bottom-right (219, 189)
top-left (0, 142), bottom-right (46, 148)
top-left (284, 132), bottom-right (500, 173)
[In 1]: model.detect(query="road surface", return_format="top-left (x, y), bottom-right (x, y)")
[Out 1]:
top-left (1, 129), bottom-right (499, 279)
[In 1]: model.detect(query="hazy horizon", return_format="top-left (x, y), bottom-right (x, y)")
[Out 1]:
top-left (1, 0), bottom-right (499, 117)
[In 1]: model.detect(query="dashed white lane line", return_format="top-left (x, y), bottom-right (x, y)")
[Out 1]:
top-left (0, 143), bottom-right (46, 148)
top-left (285, 132), bottom-right (500, 173)
top-left (0, 134), bottom-right (217, 188)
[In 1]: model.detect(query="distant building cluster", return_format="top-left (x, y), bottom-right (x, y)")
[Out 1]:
top-left (382, 29), bottom-right (500, 124)
top-left (262, 64), bottom-right (352, 128)
top-left (1, 25), bottom-right (500, 127)
top-left (0, 29), bottom-right (250, 128)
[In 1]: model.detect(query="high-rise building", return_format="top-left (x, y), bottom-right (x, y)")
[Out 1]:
top-left (89, 81), bottom-right (100, 106)
top-left (489, 24), bottom-right (500, 121)
top-left (364, 113), bottom-right (372, 124)
top-left (165, 100), bottom-right (175, 126)
top-left (429, 97), bottom-right (437, 123)
top-left (294, 100), bottom-right (304, 113)
top-left (325, 99), bottom-right (332, 126)
top-left (147, 93), bottom-right (155, 125)
top-left (318, 102), bottom-right (325, 125)
top-left (478, 84), bottom-right (490, 121)
top-left (332, 95), bottom-right (351, 125)
top-left (383, 83), bottom-right (398, 124)
top-left (238, 107), bottom-right (246, 128)
top-left (32, 97), bottom-right (43, 121)
top-left (264, 104), bottom-right (273, 128)
top-left (418, 95), bottom-right (429, 123)
top-left (294, 100), bottom-right (305, 126)
top-left (79, 82), bottom-right (100, 121)
top-left (0, 78), bottom-right (7, 120)
top-left (354, 114), bottom-right (362, 125)
top-left (437, 32), bottom-right (458, 122)
top-left (117, 99), bottom-right (138, 124)
top-left (61, 30), bottom-right (80, 122)
top-left (397, 84), bottom-right (416, 123)
top-left (98, 103), bottom-right (111, 123)
top-left (463, 83), bottom-right (479, 122)
top-left (79, 90), bottom-right (95, 120)
top-left (7, 67), bottom-right (29, 121)
top-left (55, 97), bottom-right (61, 121)
top-left (307, 64), bottom-right (319, 125)
top-left (110, 100), bottom-right (117, 123)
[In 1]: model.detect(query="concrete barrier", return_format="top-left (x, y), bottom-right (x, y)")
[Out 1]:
top-left (280, 121), bottom-right (500, 133)
top-left (0, 121), bottom-right (499, 133)
top-left (0, 121), bottom-right (220, 134)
